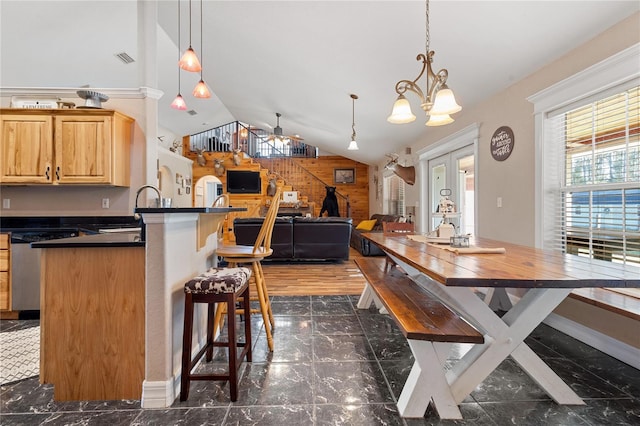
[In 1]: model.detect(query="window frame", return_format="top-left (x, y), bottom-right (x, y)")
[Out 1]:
top-left (529, 43), bottom-right (640, 250)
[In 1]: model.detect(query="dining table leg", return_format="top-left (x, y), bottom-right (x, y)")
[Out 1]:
top-left (444, 286), bottom-right (585, 405)
top-left (390, 255), bottom-right (584, 407)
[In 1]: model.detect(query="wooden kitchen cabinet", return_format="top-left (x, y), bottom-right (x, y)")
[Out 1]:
top-left (0, 109), bottom-right (134, 186)
top-left (0, 233), bottom-right (10, 312)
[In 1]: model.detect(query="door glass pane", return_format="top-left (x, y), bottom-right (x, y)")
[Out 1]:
top-left (457, 154), bottom-right (475, 235)
top-left (431, 163), bottom-right (446, 231)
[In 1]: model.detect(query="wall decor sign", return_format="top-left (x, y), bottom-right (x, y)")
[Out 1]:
top-left (490, 126), bottom-right (515, 161)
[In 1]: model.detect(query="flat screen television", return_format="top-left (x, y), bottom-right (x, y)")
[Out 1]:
top-left (226, 170), bottom-right (261, 194)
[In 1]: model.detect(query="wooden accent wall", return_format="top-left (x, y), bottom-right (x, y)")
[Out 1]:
top-left (293, 156), bottom-right (369, 225)
top-left (182, 141), bottom-right (370, 224)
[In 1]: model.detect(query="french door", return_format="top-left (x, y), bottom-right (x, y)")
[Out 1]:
top-left (427, 145), bottom-right (475, 235)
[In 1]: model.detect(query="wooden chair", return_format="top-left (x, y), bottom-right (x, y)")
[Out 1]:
top-left (382, 221), bottom-right (415, 272)
top-left (214, 186), bottom-right (282, 351)
top-left (382, 221), bottom-right (415, 235)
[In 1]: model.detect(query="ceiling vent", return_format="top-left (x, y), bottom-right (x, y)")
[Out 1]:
top-left (115, 52), bottom-right (135, 64)
top-left (187, 110), bottom-right (198, 116)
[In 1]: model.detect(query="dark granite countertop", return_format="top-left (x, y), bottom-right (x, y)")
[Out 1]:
top-left (31, 232), bottom-right (144, 248)
top-left (134, 207), bottom-right (246, 214)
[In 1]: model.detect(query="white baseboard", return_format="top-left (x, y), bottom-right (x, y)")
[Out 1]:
top-left (141, 380), bottom-right (175, 408)
top-left (544, 312), bottom-right (640, 369)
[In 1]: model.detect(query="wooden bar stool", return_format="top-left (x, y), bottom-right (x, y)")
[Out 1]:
top-left (215, 187), bottom-right (282, 351)
top-left (180, 266), bottom-right (252, 402)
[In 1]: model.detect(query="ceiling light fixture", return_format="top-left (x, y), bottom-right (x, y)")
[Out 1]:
top-left (192, 0), bottom-right (211, 98)
top-left (178, 0), bottom-right (202, 73)
top-left (348, 94), bottom-right (359, 151)
top-left (387, 0), bottom-right (461, 126)
top-left (171, 0), bottom-right (187, 110)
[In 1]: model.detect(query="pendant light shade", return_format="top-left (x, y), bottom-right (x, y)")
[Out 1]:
top-left (179, 47), bottom-right (201, 72)
top-left (348, 140), bottom-right (359, 150)
top-left (429, 85), bottom-right (461, 115)
top-left (193, 79), bottom-right (211, 98)
top-left (425, 113), bottom-right (454, 126)
top-left (387, 94), bottom-right (417, 124)
top-left (171, 94), bottom-right (187, 110)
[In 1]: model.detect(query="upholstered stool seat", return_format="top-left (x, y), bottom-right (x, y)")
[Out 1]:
top-left (180, 267), bottom-right (252, 402)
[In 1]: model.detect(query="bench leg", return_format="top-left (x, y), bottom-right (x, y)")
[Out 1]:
top-left (397, 340), bottom-right (462, 420)
top-left (357, 283), bottom-right (375, 309)
top-left (357, 283), bottom-right (386, 311)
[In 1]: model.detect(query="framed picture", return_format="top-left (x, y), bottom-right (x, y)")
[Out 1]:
top-left (334, 168), bottom-right (355, 184)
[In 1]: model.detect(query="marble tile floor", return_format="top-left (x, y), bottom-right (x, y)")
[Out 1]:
top-left (1, 295), bottom-right (639, 425)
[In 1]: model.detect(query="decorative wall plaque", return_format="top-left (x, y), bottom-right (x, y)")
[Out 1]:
top-left (490, 126), bottom-right (515, 161)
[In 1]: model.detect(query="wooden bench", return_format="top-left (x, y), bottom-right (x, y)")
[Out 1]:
top-left (355, 257), bottom-right (484, 419)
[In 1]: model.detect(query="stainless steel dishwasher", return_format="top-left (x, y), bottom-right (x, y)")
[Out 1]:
top-left (10, 229), bottom-right (79, 311)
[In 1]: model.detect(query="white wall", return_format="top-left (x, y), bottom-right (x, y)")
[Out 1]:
top-left (372, 12), bottom-right (640, 247)
top-left (158, 146), bottom-right (193, 208)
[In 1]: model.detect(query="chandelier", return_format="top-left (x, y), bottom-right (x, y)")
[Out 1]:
top-left (387, 0), bottom-right (461, 126)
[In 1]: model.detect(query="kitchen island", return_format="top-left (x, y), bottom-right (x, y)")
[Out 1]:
top-left (33, 207), bottom-right (244, 405)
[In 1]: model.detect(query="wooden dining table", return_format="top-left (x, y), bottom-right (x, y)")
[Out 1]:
top-left (359, 233), bottom-right (640, 418)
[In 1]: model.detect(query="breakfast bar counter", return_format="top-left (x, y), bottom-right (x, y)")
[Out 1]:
top-left (33, 207), bottom-right (244, 405)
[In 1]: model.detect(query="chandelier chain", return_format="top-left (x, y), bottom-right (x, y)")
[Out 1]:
top-left (425, 0), bottom-right (430, 55)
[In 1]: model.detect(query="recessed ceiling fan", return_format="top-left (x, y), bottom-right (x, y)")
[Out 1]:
top-left (266, 112), bottom-right (304, 142)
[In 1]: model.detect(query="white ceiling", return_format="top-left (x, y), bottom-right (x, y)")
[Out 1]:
top-left (1, 1), bottom-right (638, 165)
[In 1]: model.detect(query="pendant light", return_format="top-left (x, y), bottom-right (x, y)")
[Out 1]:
top-left (192, 0), bottom-right (211, 98)
top-left (348, 94), bottom-right (359, 150)
top-left (178, 0), bottom-right (202, 72)
top-left (171, 0), bottom-right (187, 110)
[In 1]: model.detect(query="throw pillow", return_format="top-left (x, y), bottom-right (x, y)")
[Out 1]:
top-left (356, 219), bottom-right (377, 231)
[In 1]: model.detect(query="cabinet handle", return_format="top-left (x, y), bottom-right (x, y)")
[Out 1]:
top-left (56, 166), bottom-right (60, 180)
top-left (45, 166), bottom-right (50, 180)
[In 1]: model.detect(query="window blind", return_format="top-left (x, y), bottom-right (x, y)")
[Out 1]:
top-left (549, 86), bottom-right (640, 265)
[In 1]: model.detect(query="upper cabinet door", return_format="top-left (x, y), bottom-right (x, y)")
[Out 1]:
top-left (0, 114), bottom-right (54, 183)
top-left (54, 115), bottom-right (112, 184)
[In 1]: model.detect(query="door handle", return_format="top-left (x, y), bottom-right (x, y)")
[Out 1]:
top-left (45, 166), bottom-right (50, 180)
top-left (56, 166), bottom-right (60, 180)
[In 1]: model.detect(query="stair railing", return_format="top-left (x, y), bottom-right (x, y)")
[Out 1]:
top-left (256, 157), bottom-right (351, 218)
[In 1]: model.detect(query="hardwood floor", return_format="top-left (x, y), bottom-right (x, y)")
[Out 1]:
top-left (258, 248), bottom-right (367, 296)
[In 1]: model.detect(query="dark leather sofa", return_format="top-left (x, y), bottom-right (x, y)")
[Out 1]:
top-left (349, 214), bottom-right (401, 256)
top-left (233, 216), bottom-right (352, 261)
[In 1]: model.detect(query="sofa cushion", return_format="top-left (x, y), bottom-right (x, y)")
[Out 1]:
top-left (293, 217), bottom-right (352, 260)
top-left (233, 217), bottom-right (294, 259)
top-left (356, 219), bottom-right (377, 231)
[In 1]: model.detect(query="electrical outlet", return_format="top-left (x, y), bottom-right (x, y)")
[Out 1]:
top-left (2, 199), bottom-right (10, 209)
top-left (102, 198), bottom-right (110, 209)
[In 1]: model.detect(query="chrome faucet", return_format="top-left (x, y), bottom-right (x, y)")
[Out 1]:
top-left (134, 184), bottom-right (161, 218)
top-left (134, 185), bottom-right (161, 242)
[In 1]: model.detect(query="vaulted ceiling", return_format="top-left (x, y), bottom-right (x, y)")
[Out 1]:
top-left (1, 1), bottom-right (638, 165)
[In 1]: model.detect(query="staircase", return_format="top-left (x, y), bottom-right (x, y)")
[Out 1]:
top-left (188, 122), bottom-right (351, 218)
top-left (255, 157), bottom-right (351, 218)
